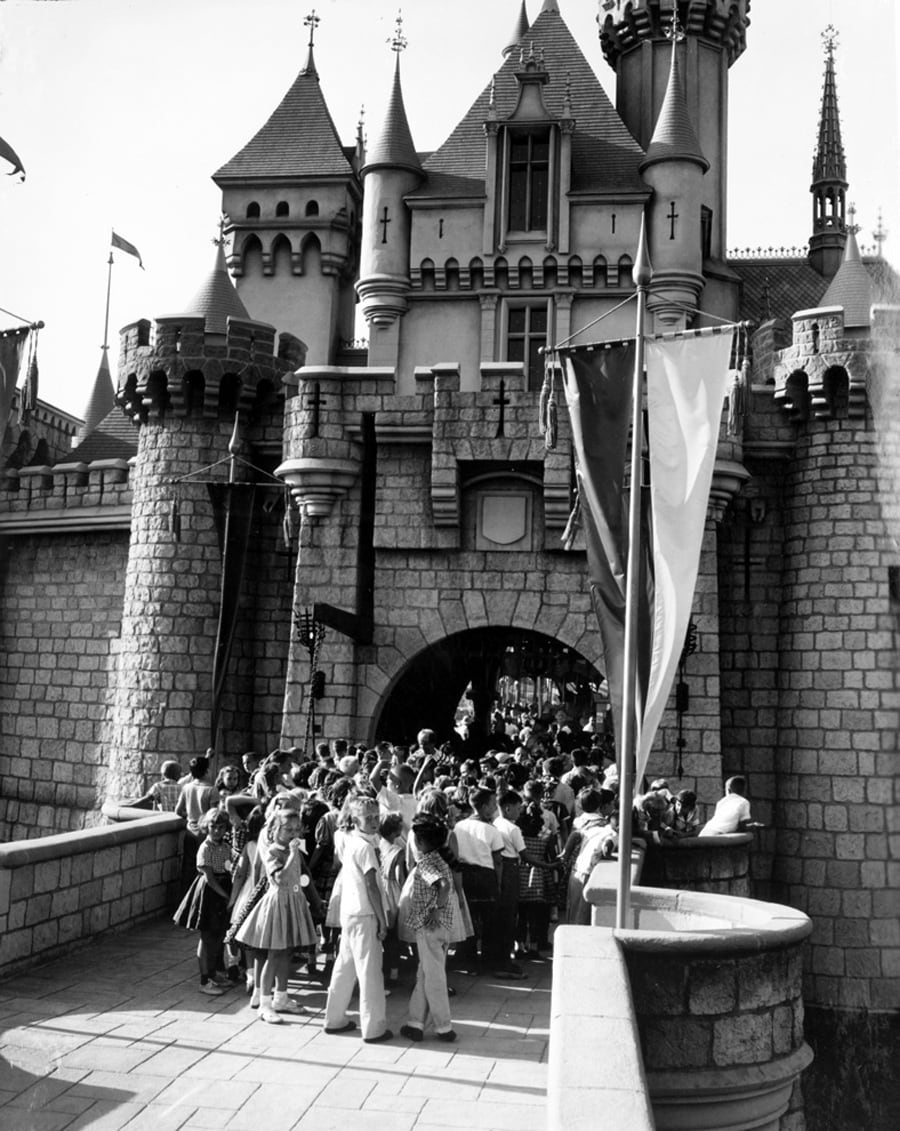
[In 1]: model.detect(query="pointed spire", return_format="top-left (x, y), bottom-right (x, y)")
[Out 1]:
top-left (363, 14), bottom-right (422, 175)
top-left (812, 26), bottom-right (846, 187)
top-left (540, 0), bottom-right (560, 11)
top-left (640, 17), bottom-right (709, 173)
top-left (302, 9), bottom-right (320, 77)
top-left (213, 12), bottom-right (352, 182)
top-left (502, 1), bottom-right (530, 58)
top-left (76, 346), bottom-right (117, 444)
top-left (820, 220), bottom-right (873, 328)
top-left (178, 235), bottom-right (251, 334)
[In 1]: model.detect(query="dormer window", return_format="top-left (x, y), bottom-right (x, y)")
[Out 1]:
top-left (508, 130), bottom-right (550, 233)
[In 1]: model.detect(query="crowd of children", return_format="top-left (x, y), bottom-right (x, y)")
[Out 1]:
top-left (155, 715), bottom-right (760, 1043)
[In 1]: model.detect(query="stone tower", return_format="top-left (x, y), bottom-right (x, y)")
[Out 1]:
top-left (106, 245), bottom-right (303, 796)
top-left (599, 0), bottom-right (751, 269)
top-left (637, 23), bottom-right (709, 328)
top-left (356, 24), bottom-right (424, 366)
top-left (212, 26), bottom-right (361, 366)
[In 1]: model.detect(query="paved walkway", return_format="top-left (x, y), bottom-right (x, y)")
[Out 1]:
top-left (0, 920), bottom-right (549, 1131)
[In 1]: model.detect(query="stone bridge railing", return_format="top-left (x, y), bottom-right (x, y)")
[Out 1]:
top-left (0, 813), bottom-right (182, 978)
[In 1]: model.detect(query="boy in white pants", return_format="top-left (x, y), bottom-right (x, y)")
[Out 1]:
top-left (323, 796), bottom-right (392, 1043)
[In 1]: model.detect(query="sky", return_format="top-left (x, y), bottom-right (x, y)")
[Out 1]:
top-left (0, 0), bottom-right (897, 418)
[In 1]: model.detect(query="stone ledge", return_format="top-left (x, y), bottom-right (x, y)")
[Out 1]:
top-left (0, 814), bottom-right (182, 868)
top-left (549, 926), bottom-right (654, 1131)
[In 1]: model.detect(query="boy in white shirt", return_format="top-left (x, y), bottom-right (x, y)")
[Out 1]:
top-left (323, 797), bottom-right (392, 1043)
top-left (699, 776), bottom-right (762, 836)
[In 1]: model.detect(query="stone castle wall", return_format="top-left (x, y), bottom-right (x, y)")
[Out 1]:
top-left (0, 530), bottom-right (129, 841)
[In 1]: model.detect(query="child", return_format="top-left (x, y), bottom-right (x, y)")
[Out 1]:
top-left (452, 787), bottom-right (504, 973)
top-left (515, 800), bottom-right (556, 957)
top-left (235, 801), bottom-right (319, 1023)
top-left (661, 789), bottom-right (701, 840)
top-left (399, 815), bottom-right (457, 1043)
top-left (323, 796), bottom-right (392, 1043)
top-left (227, 806), bottom-right (266, 996)
top-left (125, 760), bottom-right (182, 812)
top-left (493, 789), bottom-right (559, 976)
top-left (379, 812), bottom-right (407, 985)
top-left (700, 776), bottom-right (763, 835)
top-left (560, 788), bottom-right (612, 925)
top-left (173, 808), bottom-right (233, 996)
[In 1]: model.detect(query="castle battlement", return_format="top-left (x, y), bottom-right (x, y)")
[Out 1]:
top-left (0, 456), bottom-right (134, 533)
top-left (116, 315), bottom-right (305, 426)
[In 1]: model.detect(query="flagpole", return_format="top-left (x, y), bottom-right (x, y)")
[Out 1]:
top-left (102, 252), bottom-right (114, 351)
top-left (616, 216), bottom-right (653, 930)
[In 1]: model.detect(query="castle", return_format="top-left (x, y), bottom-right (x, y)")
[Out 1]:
top-left (1, 0), bottom-right (898, 1119)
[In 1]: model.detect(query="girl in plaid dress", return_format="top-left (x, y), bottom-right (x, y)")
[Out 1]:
top-left (516, 801), bottom-right (556, 956)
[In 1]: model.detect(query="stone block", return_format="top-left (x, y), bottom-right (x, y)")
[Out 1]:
top-left (712, 1012), bottom-right (773, 1066)
top-left (688, 963), bottom-right (737, 1015)
top-left (643, 1018), bottom-right (712, 1070)
top-left (738, 952), bottom-right (789, 1010)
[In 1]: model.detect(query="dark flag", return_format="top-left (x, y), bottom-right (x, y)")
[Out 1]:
top-left (0, 134), bottom-right (25, 180)
top-left (0, 326), bottom-right (30, 437)
top-left (560, 341), bottom-right (653, 763)
top-left (111, 229), bottom-right (145, 269)
top-left (207, 483), bottom-right (257, 747)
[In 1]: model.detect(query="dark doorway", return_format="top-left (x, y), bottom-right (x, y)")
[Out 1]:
top-left (374, 627), bottom-right (604, 750)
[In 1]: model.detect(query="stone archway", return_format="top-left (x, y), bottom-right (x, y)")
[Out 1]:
top-left (373, 626), bottom-right (604, 750)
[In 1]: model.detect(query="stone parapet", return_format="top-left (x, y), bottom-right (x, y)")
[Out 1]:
top-left (117, 315), bottom-right (303, 425)
top-left (0, 815), bottom-right (182, 978)
top-left (0, 458), bottom-right (134, 532)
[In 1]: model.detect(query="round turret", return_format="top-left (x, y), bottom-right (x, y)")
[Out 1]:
top-left (600, 0), bottom-right (751, 266)
top-left (357, 29), bottom-right (423, 334)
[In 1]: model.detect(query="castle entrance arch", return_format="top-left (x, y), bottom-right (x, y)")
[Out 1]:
top-left (373, 627), bottom-right (605, 751)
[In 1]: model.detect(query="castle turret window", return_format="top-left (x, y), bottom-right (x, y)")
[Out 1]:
top-left (508, 130), bottom-right (550, 233)
top-left (506, 301), bottom-right (549, 390)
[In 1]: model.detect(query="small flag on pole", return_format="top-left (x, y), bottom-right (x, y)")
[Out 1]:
top-left (0, 134), bottom-right (25, 180)
top-left (111, 229), bottom-right (144, 269)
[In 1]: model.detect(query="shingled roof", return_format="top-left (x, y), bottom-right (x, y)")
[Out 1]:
top-left (729, 252), bottom-right (900, 327)
top-left (418, 6), bottom-right (645, 199)
top-left (213, 47), bottom-right (353, 182)
top-left (67, 404), bottom-right (137, 463)
top-left (641, 40), bottom-right (708, 173)
top-left (174, 242), bottom-right (252, 334)
top-left (820, 229), bottom-right (873, 327)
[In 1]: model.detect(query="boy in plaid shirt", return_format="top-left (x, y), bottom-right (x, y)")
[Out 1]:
top-left (400, 815), bottom-right (457, 1043)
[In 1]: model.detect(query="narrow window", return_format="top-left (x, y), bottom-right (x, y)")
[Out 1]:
top-left (246, 202), bottom-right (260, 219)
top-left (507, 304), bottom-right (549, 391)
top-left (508, 131), bottom-right (550, 232)
top-left (701, 206), bottom-right (713, 259)
top-left (305, 200), bottom-right (319, 217)
top-left (276, 201), bottom-right (290, 218)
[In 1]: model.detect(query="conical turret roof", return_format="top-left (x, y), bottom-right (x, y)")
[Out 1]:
top-left (75, 346), bottom-right (117, 445)
top-left (419, 5), bottom-right (645, 198)
top-left (213, 46), bottom-right (353, 181)
top-left (502, 1), bottom-right (530, 57)
top-left (363, 53), bottom-right (422, 175)
top-left (641, 37), bottom-right (708, 172)
top-left (178, 242), bottom-right (252, 334)
top-left (820, 228), bottom-right (873, 327)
